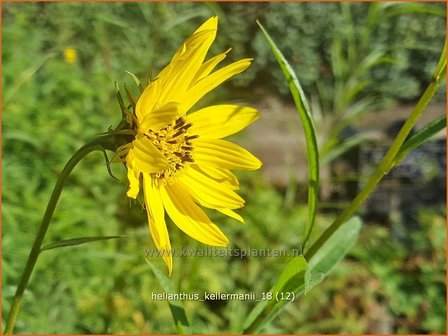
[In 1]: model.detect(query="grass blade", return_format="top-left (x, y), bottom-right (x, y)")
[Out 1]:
top-left (321, 134), bottom-right (370, 165)
top-left (258, 21), bottom-right (319, 250)
top-left (145, 259), bottom-right (191, 334)
top-left (40, 235), bottom-right (124, 252)
top-left (3, 52), bottom-right (55, 109)
top-left (385, 2), bottom-right (446, 17)
top-left (394, 115), bottom-right (446, 165)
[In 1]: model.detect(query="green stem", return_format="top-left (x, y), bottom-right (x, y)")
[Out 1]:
top-left (305, 42), bottom-right (446, 261)
top-left (4, 135), bottom-right (116, 334)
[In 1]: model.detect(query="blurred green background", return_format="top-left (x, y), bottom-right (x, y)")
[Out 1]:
top-left (2, 2), bottom-right (446, 334)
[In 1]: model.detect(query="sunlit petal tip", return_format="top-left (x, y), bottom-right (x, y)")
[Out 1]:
top-left (180, 167), bottom-right (245, 210)
top-left (167, 259), bottom-right (173, 276)
top-left (182, 58), bottom-right (255, 112)
top-left (194, 139), bottom-right (263, 171)
top-left (161, 184), bottom-right (230, 247)
top-left (252, 156), bottom-right (263, 169)
top-left (218, 208), bottom-right (245, 224)
top-left (126, 188), bottom-right (139, 199)
top-left (143, 178), bottom-right (173, 274)
top-left (213, 233), bottom-right (230, 247)
top-left (220, 238), bottom-right (230, 247)
top-left (126, 163), bottom-right (140, 199)
top-left (156, 248), bottom-right (173, 275)
top-left (195, 16), bottom-right (218, 33)
top-left (187, 105), bottom-right (260, 139)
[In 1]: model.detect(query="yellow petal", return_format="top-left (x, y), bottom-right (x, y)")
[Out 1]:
top-left (186, 104), bottom-right (259, 139)
top-left (139, 102), bottom-right (179, 133)
top-left (217, 208), bottom-right (245, 224)
top-left (136, 78), bottom-right (161, 121)
top-left (191, 165), bottom-right (239, 190)
top-left (158, 31), bottom-right (216, 106)
top-left (191, 49), bottom-right (230, 84)
top-left (165, 43), bottom-right (187, 70)
top-left (137, 18), bottom-right (219, 121)
top-left (194, 16), bottom-right (218, 34)
top-left (193, 138), bottom-right (262, 170)
top-left (162, 16), bottom-right (217, 70)
top-left (182, 59), bottom-right (252, 112)
top-left (131, 134), bottom-right (169, 173)
top-left (180, 166), bottom-right (244, 209)
top-left (143, 175), bottom-right (173, 274)
top-left (126, 166), bottom-right (140, 199)
top-left (160, 182), bottom-right (229, 246)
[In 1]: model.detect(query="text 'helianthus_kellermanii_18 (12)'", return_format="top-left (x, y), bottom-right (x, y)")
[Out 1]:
top-left (117, 16), bottom-right (262, 274)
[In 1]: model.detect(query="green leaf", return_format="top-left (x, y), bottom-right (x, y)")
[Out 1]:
top-left (321, 134), bottom-right (370, 165)
top-left (385, 2), bottom-right (446, 17)
top-left (126, 71), bottom-right (144, 93)
top-left (394, 115), bottom-right (446, 165)
top-left (3, 131), bottom-right (42, 149)
top-left (272, 255), bottom-right (307, 294)
top-left (304, 268), bottom-right (324, 295)
top-left (3, 52), bottom-right (55, 109)
top-left (124, 82), bottom-right (137, 110)
top-left (40, 235), bottom-right (124, 252)
top-left (115, 81), bottom-right (128, 117)
top-left (242, 297), bottom-right (269, 333)
top-left (354, 50), bottom-right (394, 78)
top-left (242, 256), bottom-right (308, 333)
top-left (258, 21), bottom-right (319, 250)
top-left (145, 259), bottom-right (191, 334)
top-left (307, 216), bottom-right (362, 275)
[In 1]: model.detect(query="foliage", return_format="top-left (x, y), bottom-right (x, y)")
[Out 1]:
top-left (247, 2), bottom-right (445, 101)
top-left (2, 2), bottom-right (446, 334)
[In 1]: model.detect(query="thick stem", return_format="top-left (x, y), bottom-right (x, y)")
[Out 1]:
top-left (4, 136), bottom-right (114, 334)
top-left (305, 43), bottom-right (446, 261)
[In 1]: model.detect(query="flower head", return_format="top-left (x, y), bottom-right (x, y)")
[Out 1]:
top-left (121, 17), bottom-right (261, 274)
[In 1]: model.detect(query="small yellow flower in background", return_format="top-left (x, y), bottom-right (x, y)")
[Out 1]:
top-left (120, 17), bottom-right (261, 274)
top-left (64, 47), bottom-right (77, 64)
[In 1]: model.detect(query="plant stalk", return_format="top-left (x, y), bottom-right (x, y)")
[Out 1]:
top-left (305, 42), bottom-right (446, 261)
top-left (4, 135), bottom-right (116, 334)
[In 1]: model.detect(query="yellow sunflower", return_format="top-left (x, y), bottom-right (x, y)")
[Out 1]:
top-left (122, 16), bottom-right (261, 274)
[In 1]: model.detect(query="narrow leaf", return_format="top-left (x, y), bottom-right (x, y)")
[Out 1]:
top-left (243, 256), bottom-right (307, 333)
top-left (41, 235), bottom-right (124, 252)
top-left (394, 115), bottom-right (446, 165)
top-left (258, 21), bottom-right (319, 250)
top-left (385, 2), bottom-right (446, 17)
top-left (126, 71), bottom-right (145, 93)
top-left (3, 53), bottom-right (55, 109)
top-left (3, 132), bottom-right (42, 149)
top-left (115, 81), bottom-right (128, 117)
top-left (307, 216), bottom-right (362, 275)
top-left (244, 215), bottom-right (361, 334)
top-left (321, 135), bottom-right (370, 165)
top-left (304, 268), bottom-right (324, 295)
top-left (124, 82), bottom-right (137, 110)
top-left (145, 259), bottom-right (191, 334)
top-left (100, 147), bottom-right (119, 181)
top-left (272, 255), bottom-right (307, 294)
